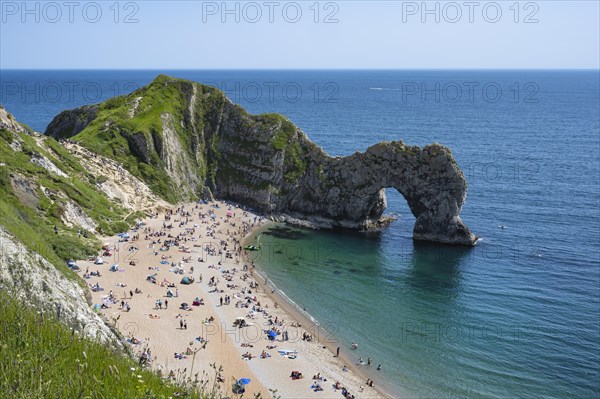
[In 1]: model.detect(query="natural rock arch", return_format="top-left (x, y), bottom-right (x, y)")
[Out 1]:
top-left (278, 141), bottom-right (477, 246)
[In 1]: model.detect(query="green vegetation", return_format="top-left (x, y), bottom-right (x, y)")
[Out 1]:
top-left (0, 291), bottom-right (205, 399)
top-left (45, 75), bottom-right (316, 199)
top-left (71, 75), bottom-right (214, 203)
top-left (0, 128), bottom-right (138, 278)
top-left (0, 108), bottom-right (221, 399)
top-left (260, 114), bottom-right (308, 183)
top-left (283, 141), bottom-right (307, 183)
top-left (0, 127), bottom-right (13, 142)
top-left (268, 115), bottom-right (296, 151)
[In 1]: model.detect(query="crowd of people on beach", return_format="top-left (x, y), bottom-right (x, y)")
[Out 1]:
top-left (82, 201), bottom-right (379, 397)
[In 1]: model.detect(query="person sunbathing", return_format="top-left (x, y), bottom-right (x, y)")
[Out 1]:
top-left (290, 371), bottom-right (303, 380)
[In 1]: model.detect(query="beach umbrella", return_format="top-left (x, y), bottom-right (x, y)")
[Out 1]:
top-left (238, 378), bottom-right (251, 385)
top-left (268, 330), bottom-right (277, 338)
top-left (67, 260), bottom-right (76, 267)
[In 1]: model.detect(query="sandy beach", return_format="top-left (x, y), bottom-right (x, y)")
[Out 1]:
top-left (79, 201), bottom-right (387, 398)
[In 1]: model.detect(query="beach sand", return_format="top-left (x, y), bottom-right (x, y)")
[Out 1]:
top-left (79, 201), bottom-right (387, 398)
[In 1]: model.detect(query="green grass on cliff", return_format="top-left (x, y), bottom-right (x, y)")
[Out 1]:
top-left (0, 290), bottom-right (206, 399)
top-left (74, 75), bottom-right (215, 203)
top-left (0, 129), bottom-right (140, 277)
top-left (56, 75), bottom-right (314, 201)
top-left (263, 114), bottom-right (308, 183)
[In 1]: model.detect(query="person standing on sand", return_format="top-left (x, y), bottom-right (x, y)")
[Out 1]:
top-left (336, 347), bottom-right (340, 357)
top-left (165, 299), bottom-right (168, 309)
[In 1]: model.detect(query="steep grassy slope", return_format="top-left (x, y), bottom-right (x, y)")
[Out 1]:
top-left (0, 290), bottom-right (206, 399)
top-left (0, 106), bottom-right (142, 276)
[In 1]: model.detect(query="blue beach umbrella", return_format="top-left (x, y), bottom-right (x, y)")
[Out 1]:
top-left (238, 378), bottom-right (251, 385)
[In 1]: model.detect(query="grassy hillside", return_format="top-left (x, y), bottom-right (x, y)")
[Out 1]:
top-left (0, 290), bottom-right (206, 399)
top-left (71, 75), bottom-right (223, 203)
top-left (0, 121), bottom-right (141, 277)
top-left (46, 75), bottom-right (311, 206)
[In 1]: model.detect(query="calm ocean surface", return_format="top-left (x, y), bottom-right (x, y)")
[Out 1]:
top-left (1, 70), bottom-right (599, 398)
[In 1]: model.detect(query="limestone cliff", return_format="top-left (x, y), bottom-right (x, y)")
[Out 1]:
top-left (0, 106), bottom-right (146, 344)
top-left (46, 75), bottom-right (477, 245)
top-left (0, 226), bottom-right (118, 344)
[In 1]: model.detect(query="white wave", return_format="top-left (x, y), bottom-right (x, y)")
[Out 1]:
top-left (369, 87), bottom-right (403, 91)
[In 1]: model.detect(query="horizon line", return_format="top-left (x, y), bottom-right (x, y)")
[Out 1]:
top-left (2, 67), bottom-right (599, 71)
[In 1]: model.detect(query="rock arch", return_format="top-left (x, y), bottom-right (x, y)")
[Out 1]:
top-left (281, 141), bottom-right (478, 246)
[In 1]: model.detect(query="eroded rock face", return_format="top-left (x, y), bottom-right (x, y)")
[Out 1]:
top-left (45, 75), bottom-right (477, 245)
top-left (276, 142), bottom-right (477, 245)
top-left (0, 227), bottom-right (119, 345)
top-left (0, 106), bottom-right (30, 134)
top-left (45, 104), bottom-right (99, 139)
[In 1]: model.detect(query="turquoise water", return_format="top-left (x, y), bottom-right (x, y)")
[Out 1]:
top-left (249, 220), bottom-right (599, 398)
top-left (2, 70), bottom-right (599, 398)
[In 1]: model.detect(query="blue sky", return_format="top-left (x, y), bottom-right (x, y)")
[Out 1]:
top-left (1, 1), bottom-right (599, 69)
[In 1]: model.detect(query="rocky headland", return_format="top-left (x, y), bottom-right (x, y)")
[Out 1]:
top-left (46, 75), bottom-right (477, 245)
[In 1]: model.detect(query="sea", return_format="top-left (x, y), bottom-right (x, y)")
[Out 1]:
top-left (1, 69), bottom-right (599, 398)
